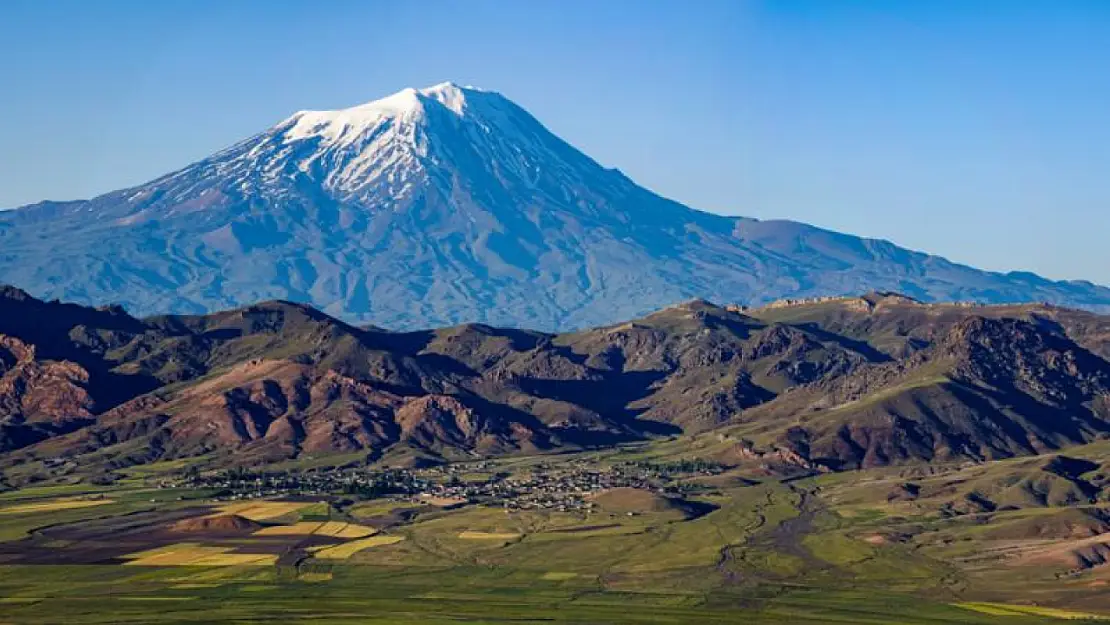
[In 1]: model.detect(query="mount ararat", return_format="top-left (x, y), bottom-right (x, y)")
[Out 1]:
top-left (2, 82), bottom-right (1108, 329)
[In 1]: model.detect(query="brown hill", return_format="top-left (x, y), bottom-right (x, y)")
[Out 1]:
top-left (29, 359), bottom-right (554, 468)
top-left (169, 514), bottom-right (262, 533)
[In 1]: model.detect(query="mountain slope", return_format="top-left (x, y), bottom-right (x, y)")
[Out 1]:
top-left (724, 315), bottom-right (1110, 469)
top-left (2, 83), bottom-right (1109, 330)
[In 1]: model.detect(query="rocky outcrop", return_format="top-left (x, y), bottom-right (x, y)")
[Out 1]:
top-left (0, 335), bottom-right (94, 451)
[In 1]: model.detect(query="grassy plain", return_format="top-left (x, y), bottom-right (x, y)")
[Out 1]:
top-left (2, 450), bottom-right (1110, 624)
top-left (0, 498), bottom-right (114, 515)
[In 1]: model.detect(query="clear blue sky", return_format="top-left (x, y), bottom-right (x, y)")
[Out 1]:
top-left (2, 0), bottom-right (1109, 283)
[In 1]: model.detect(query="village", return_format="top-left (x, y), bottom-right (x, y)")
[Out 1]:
top-left (166, 458), bottom-right (728, 512)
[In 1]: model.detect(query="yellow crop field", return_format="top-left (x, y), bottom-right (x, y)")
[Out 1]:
top-left (123, 544), bottom-right (229, 566)
top-left (0, 498), bottom-right (113, 515)
top-left (122, 543), bottom-right (277, 567)
top-left (210, 501), bottom-right (314, 521)
top-left (316, 521), bottom-right (376, 538)
top-left (310, 535), bottom-right (405, 560)
top-left (252, 522), bottom-right (324, 536)
top-left (251, 521), bottom-right (376, 538)
top-left (191, 553), bottom-right (278, 566)
top-left (457, 531), bottom-right (521, 540)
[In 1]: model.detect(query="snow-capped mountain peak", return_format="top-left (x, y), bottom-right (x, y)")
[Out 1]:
top-left (190, 82), bottom-right (614, 205)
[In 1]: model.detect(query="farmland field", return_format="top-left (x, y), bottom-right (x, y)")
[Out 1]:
top-left (210, 501), bottom-right (317, 521)
top-left (2, 454), bottom-right (1110, 624)
top-left (310, 535), bottom-right (406, 560)
top-left (253, 521), bottom-right (376, 538)
top-left (0, 497), bottom-right (114, 515)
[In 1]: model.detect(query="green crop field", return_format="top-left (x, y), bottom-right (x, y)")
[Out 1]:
top-left (0, 564), bottom-right (1066, 625)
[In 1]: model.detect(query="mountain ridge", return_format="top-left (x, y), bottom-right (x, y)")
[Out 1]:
top-left (3, 286), bottom-right (1110, 482)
